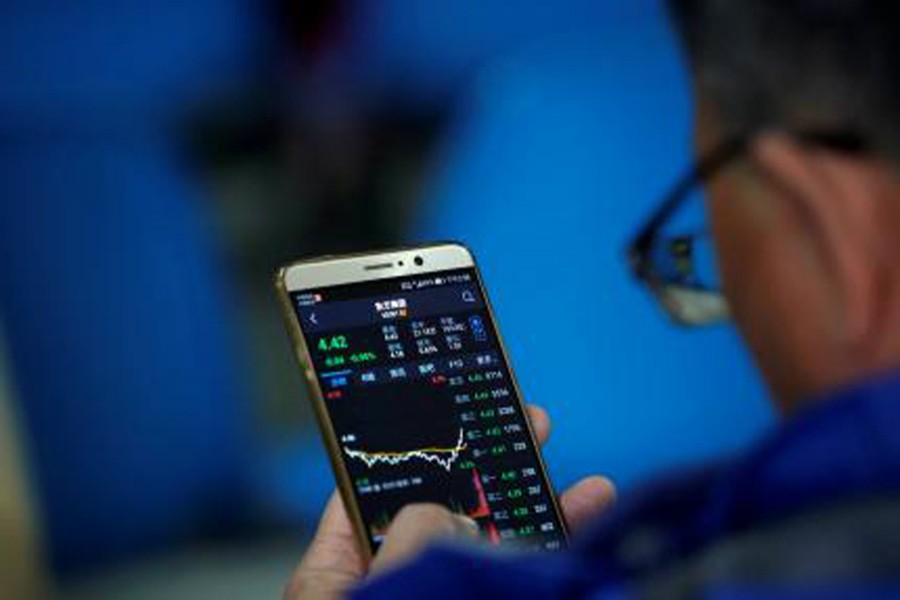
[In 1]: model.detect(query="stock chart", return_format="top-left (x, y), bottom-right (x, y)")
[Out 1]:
top-left (293, 269), bottom-right (566, 551)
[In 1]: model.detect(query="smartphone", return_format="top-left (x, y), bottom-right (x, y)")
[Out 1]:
top-left (275, 242), bottom-right (567, 557)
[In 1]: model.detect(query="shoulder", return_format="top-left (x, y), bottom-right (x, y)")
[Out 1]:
top-left (633, 497), bottom-right (900, 598)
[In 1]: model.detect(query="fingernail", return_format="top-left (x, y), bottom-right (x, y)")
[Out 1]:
top-left (455, 515), bottom-right (480, 536)
top-left (596, 476), bottom-right (617, 499)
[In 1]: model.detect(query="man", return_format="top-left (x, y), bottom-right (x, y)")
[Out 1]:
top-left (286, 1), bottom-right (900, 597)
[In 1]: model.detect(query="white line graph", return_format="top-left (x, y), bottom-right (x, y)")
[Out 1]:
top-left (343, 428), bottom-right (467, 472)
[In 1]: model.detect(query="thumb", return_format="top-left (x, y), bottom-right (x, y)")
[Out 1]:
top-left (370, 504), bottom-right (479, 574)
top-left (560, 476), bottom-right (617, 532)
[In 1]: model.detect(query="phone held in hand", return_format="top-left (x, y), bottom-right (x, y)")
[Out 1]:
top-left (275, 242), bottom-right (567, 557)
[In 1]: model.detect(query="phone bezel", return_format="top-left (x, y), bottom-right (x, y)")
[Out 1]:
top-left (275, 242), bottom-right (569, 557)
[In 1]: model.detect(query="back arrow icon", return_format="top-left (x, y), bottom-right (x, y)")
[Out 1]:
top-left (309, 313), bottom-right (318, 325)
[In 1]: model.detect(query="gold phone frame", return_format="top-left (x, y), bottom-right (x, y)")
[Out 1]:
top-left (274, 241), bottom-right (569, 558)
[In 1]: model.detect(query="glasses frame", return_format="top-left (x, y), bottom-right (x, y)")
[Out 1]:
top-left (627, 131), bottom-right (868, 326)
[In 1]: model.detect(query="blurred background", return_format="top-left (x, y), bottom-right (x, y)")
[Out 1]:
top-left (0, 1), bottom-right (774, 598)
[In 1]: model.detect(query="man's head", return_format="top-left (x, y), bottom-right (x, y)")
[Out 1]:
top-left (668, 0), bottom-right (900, 410)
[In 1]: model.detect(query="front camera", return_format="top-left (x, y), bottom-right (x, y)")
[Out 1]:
top-left (413, 256), bottom-right (424, 266)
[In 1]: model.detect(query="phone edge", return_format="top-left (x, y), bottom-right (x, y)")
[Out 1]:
top-left (274, 269), bottom-right (376, 560)
top-left (468, 259), bottom-right (572, 544)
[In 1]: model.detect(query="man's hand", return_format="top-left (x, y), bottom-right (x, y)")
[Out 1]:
top-left (283, 405), bottom-right (616, 600)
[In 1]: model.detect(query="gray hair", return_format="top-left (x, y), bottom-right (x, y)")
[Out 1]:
top-left (668, 0), bottom-right (900, 159)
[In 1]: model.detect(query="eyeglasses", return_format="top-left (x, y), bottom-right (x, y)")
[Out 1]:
top-left (627, 132), bottom-right (867, 327)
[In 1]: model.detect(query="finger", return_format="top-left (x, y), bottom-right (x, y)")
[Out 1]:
top-left (283, 566), bottom-right (358, 600)
top-left (526, 404), bottom-right (551, 445)
top-left (296, 491), bottom-right (366, 576)
top-left (370, 504), bottom-right (478, 574)
top-left (560, 476), bottom-right (617, 532)
top-left (285, 492), bottom-right (366, 600)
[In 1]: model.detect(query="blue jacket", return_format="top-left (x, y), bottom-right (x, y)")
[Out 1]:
top-left (354, 372), bottom-right (900, 599)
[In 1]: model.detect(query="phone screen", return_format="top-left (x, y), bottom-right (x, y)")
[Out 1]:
top-left (290, 267), bottom-right (566, 552)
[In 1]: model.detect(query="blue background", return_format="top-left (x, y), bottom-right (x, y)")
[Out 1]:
top-left (0, 0), bottom-right (773, 574)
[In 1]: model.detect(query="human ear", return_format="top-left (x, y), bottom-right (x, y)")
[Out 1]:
top-left (750, 133), bottom-right (886, 349)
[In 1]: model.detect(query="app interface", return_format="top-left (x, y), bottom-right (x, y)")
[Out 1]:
top-left (292, 268), bottom-right (566, 551)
